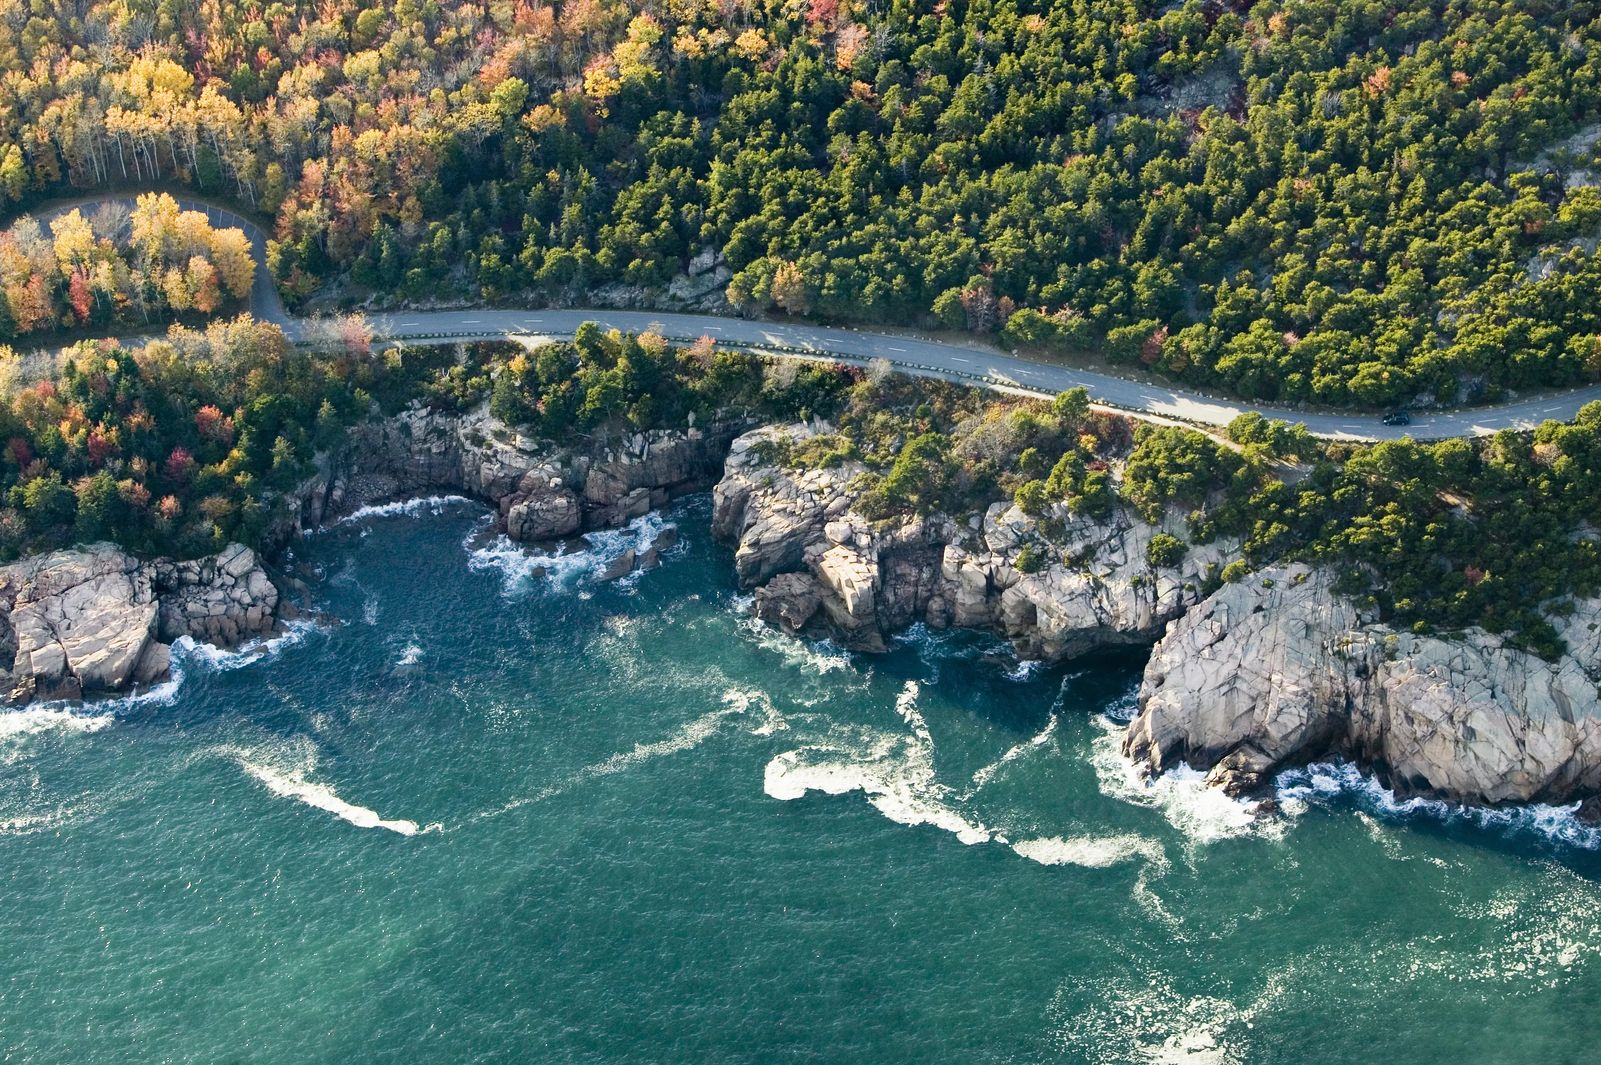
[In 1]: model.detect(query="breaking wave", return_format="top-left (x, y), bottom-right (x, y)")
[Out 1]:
top-left (333, 494), bottom-right (474, 526)
top-left (466, 511), bottom-right (679, 595)
top-left (1087, 715), bottom-right (1276, 846)
top-left (1275, 760), bottom-right (1601, 850)
top-left (0, 706), bottom-right (115, 767)
top-left (735, 601), bottom-right (856, 677)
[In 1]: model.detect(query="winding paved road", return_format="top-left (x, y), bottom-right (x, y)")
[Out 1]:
top-left (18, 194), bottom-right (1601, 441)
top-left (344, 309), bottom-right (1601, 442)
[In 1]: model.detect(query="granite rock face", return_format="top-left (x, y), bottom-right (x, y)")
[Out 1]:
top-left (151, 543), bottom-right (280, 648)
top-left (1126, 564), bottom-right (1601, 805)
top-left (716, 423), bottom-right (1601, 807)
top-left (295, 403), bottom-right (737, 543)
top-left (712, 423), bottom-right (1236, 658)
top-left (0, 542), bottom-right (279, 704)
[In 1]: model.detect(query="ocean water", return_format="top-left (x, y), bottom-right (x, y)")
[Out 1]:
top-left (2, 496), bottom-right (1599, 1065)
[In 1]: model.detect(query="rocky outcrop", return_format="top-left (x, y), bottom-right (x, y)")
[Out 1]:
top-left (717, 423), bottom-right (1601, 808)
top-left (292, 403), bottom-right (737, 544)
top-left (0, 542), bottom-right (279, 704)
top-left (150, 543), bottom-right (280, 648)
top-left (714, 423), bottom-right (1237, 657)
top-left (1125, 564), bottom-right (1601, 805)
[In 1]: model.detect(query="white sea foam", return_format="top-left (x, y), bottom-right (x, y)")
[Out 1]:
top-left (333, 494), bottom-right (473, 526)
top-left (1010, 833), bottom-right (1168, 870)
top-left (0, 706), bottom-right (115, 766)
top-left (565, 698), bottom-right (742, 786)
top-left (0, 803), bottom-right (87, 836)
top-left (1275, 760), bottom-right (1601, 850)
top-left (466, 510), bottom-right (679, 595)
top-left (736, 608), bottom-right (855, 676)
top-left (1048, 963), bottom-right (1292, 1065)
top-left (227, 738), bottom-right (434, 836)
top-left (1003, 658), bottom-right (1043, 682)
top-left (1088, 715), bottom-right (1273, 845)
top-left (472, 689), bottom-right (765, 823)
top-left (764, 747), bottom-right (993, 845)
top-left (967, 711), bottom-right (1058, 795)
top-left (764, 680), bottom-right (993, 846)
top-left (239, 760), bottom-right (425, 835)
top-left (396, 642), bottom-right (424, 667)
top-left (170, 617), bottom-right (321, 675)
top-left (0, 622), bottom-right (321, 764)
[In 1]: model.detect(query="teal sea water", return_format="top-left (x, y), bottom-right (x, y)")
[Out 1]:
top-left (3, 496), bottom-right (1600, 1064)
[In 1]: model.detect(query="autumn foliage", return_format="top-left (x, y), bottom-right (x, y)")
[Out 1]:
top-left (0, 193), bottom-right (253, 337)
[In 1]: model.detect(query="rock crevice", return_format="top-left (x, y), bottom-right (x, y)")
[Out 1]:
top-left (0, 542), bottom-right (278, 704)
top-left (713, 423), bottom-right (1601, 807)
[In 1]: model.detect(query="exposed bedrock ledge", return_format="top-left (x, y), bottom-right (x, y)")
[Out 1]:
top-left (714, 423), bottom-right (1601, 807)
top-left (1125, 564), bottom-right (1601, 806)
top-left (284, 404), bottom-right (741, 547)
top-left (0, 406), bottom-right (733, 708)
top-left (0, 542), bottom-right (278, 705)
top-left (711, 423), bottom-right (1234, 656)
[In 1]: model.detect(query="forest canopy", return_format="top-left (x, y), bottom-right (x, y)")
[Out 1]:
top-left (0, 193), bottom-right (255, 338)
top-left (4, 1), bottom-right (1601, 407)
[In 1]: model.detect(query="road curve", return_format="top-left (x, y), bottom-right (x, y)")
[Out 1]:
top-left (14, 194), bottom-right (1601, 442)
top-left (30, 191), bottom-right (287, 328)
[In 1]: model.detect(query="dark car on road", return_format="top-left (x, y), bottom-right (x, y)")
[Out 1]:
top-left (1381, 409), bottom-right (1412, 426)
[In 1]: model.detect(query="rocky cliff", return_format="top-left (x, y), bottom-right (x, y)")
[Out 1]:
top-left (290, 404), bottom-right (738, 556)
top-left (712, 423), bottom-right (1237, 656)
top-left (714, 423), bottom-right (1601, 809)
top-left (0, 542), bottom-right (278, 704)
top-left (0, 403), bottom-right (731, 707)
top-left (1125, 564), bottom-right (1601, 805)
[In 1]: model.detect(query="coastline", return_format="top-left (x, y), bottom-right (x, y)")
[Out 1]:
top-left (3, 388), bottom-right (1599, 834)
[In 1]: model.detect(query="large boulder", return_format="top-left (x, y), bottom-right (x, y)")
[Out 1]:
top-left (1126, 564), bottom-right (1601, 805)
top-left (505, 477), bottom-right (582, 541)
top-left (151, 543), bottom-right (280, 648)
top-left (2, 546), bottom-right (163, 702)
top-left (0, 542), bottom-right (281, 705)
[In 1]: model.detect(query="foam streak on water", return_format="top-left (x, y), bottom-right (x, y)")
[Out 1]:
top-left (239, 760), bottom-right (426, 835)
top-left (471, 688), bottom-right (768, 824)
top-left (225, 738), bottom-right (433, 836)
top-left (334, 494), bottom-right (474, 526)
top-left (967, 711), bottom-right (1058, 795)
top-left (765, 680), bottom-right (993, 846)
